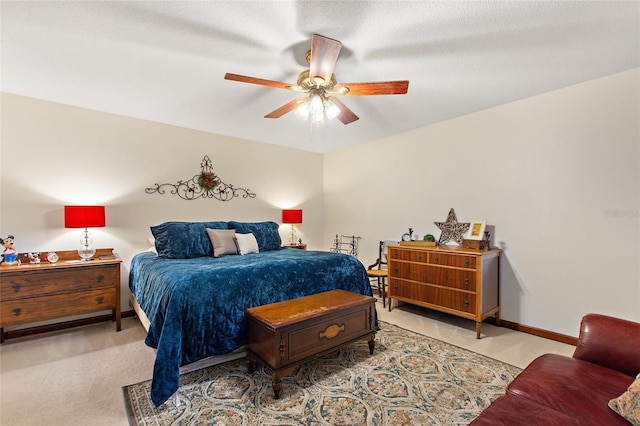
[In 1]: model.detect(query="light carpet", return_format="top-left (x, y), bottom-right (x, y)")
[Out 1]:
top-left (123, 321), bottom-right (520, 425)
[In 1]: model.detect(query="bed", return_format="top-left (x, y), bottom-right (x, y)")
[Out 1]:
top-left (129, 220), bottom-right (374, 406)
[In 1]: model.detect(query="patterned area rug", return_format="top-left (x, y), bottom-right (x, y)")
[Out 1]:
top-left (123, 321), bottom-right (520, 425)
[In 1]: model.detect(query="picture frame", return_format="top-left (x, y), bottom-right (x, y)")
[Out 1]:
top-left (465, 220), bottom-right (486, 241)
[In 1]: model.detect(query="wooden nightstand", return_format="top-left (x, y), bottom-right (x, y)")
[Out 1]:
top-left (283, 244), bottom-right (307, 250)
top-left (0, 248), bottom-right (121, 342)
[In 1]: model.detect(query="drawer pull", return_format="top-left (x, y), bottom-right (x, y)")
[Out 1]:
top-left (464, 300), bottom-right (470, 307)
top-left (464, 259), bottom-right (470, 267)
top-left (319, 323), bottom-right (345, 340)
top-left (417, 254), bottom-right (423, 261)
top-left (11, 282), bottom-right (22, 292)
top-left (96, 275), bottom-right (104, 283)
top-left (464, 278), bottom-right (470, 287)
top-left (393, 267), bottom-right (398, 273)
top-left (96, 296), bottom-right (104, 304)
top-left (433, 256), bottom-right (439, 262)
top-left (12, 308), bottom-right (22, 316)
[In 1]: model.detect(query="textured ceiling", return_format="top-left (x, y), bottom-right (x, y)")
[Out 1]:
top-left (2, 1), bottom-right (638, 153)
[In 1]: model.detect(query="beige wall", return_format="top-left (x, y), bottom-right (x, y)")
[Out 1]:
top-left (2, 68), bottom-right (638, 337)
top-left (0, 94), bottom-right (324, 313)
top-left (324, 68), bottom-right (640, 336)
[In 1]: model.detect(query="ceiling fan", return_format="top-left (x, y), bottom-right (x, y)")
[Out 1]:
top-left (224, 34), bottom-right (409, 125)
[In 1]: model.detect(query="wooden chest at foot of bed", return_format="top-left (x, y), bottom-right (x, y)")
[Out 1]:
top-left (245, 289), bottom-right (376, 399)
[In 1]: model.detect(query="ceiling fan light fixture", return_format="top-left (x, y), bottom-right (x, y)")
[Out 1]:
top-left (310, 93), bottom-right (324, 113)
top-left (295, 100), bottom-right (311, 120)
top-left (296, 93), bottom-right (341, 123)
top-left (311, 109), bottom-right (325, 123)
top-left (325, 97), bottom-right (341, 120)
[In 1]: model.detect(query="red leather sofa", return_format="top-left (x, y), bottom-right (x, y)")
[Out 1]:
top-left (470, 313), bottom-right (640, 425)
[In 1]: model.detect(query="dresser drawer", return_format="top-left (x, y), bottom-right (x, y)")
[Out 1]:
top-left (390, 263), bottom-right (477, 291)
top-left (287, 308), bottom-right (369, 363)
top-left (0, 265), bottom-right (117, 301)
top-left (388, 248), bottom-right (428, 263)
top-left (428, 252), bottom-right (476, 269)
top-left (389, 279), bottom-right (476, 314)
top-left (1, 288), bottom-right (116, 327)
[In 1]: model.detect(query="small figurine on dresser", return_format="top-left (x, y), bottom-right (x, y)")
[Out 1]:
top-left (27, 252), bottom-right (41, 264)
top-left (2, 235), bottom-right (18, 265)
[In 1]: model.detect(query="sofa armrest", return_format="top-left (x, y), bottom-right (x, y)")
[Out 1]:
top-left (572, 313), bottom-right (640, 377)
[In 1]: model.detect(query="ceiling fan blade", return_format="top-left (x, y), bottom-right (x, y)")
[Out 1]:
top-left (309, 34), bottom-right (342, 86)
top-left (332, 80), bottom-right (409, 96)
top-left (224, 73), bottom-right (297, 90)
top-left (329, 97), bottom-right (359, 125)
top-left (264, 97), bottom-right (307, 119)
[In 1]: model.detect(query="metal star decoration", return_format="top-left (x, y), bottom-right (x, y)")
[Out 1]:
top-left (435, 208), bottom-right (470, 245)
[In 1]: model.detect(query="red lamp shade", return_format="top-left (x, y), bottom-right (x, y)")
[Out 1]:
top-left (64, 206), bottom-right (106, 228)
top-left (282, 209), bottom-right (302, 224)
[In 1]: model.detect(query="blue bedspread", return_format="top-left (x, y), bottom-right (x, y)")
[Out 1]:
top-left (129, 248), bottom-right (373, 406)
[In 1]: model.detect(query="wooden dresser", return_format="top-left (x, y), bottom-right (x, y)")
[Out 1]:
top-left (245, 289), bottom-right (376, 399)
top-left (0, 248), bottom-right (121, 342)
top-left (387, 244), bottom-right (500, 338)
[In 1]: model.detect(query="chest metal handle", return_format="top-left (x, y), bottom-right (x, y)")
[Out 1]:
top-left (13, 308), bottom-right (22, 316)
top-left (11, 282), bottom-right (22, 292)
top-left (96, 296), bottom-right (104, 304)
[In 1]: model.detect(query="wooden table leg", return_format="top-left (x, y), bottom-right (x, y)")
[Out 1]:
top-left (114, 308), bottom-right (121, 332)
top-left (476, 322), bottom-right (481, 339)
top-left (368, 338), bottom-right (375, 355)
top-left (246, 356), bottom-right (255, 374)
top-left (272, 377), bottom-right (282, 399)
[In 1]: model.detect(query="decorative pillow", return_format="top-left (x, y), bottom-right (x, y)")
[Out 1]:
top-left (235, 233), bottom-right (259, 255)
top-left (151, 221), bottom-right (227, 258)
top-left (228, 221), bottom-right (281, 252)
top-left (206, 229), bottom-right (238, 258)
top-left (609, 373), bottom-right (640, 426)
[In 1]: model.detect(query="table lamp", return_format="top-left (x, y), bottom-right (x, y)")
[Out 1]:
top-left (282, 209), bottom-right (302, 245)
top-left (64, 205), bottom-right (106, 260)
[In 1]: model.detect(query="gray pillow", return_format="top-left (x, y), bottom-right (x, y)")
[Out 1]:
top-left (206, 228), bottom-right (238, 257)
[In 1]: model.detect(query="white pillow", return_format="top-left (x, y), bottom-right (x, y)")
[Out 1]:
top-left (235, 233), bottom-right (259, 255)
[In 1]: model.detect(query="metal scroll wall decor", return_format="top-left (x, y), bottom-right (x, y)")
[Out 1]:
top-left (145, 155), bottom-right (256, 201)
